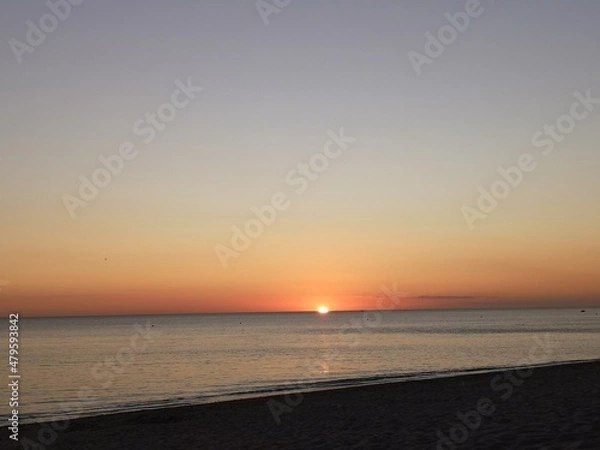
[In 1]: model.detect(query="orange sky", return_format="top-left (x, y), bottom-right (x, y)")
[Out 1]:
top-left (2, 202), bottom-right (599, 316)
top-left (2, 2), bottom-right (600, 317)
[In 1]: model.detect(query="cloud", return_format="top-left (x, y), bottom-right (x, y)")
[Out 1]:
top-left (415, 295), bottom-right (497, 301)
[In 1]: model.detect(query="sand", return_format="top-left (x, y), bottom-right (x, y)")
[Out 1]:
top-left (13, 360), bottom-right (600, 449)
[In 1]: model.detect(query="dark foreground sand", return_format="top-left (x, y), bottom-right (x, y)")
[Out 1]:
top-left (14, 360), bottom-right (600, 450)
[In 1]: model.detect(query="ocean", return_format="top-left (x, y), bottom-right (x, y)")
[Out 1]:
top-left (5, 308), bottom-right (600, 425)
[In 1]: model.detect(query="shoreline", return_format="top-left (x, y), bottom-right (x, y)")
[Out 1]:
top-left (11, 357), bottom-right (600, 427)
top-left (13, 359), bottom-right (600, 449)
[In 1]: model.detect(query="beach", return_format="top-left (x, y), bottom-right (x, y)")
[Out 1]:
top-left (14, 360), bottom-right (600, 450)
top-left (4, 0), bottom-right (600, 448)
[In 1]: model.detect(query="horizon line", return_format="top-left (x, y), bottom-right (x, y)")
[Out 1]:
top-left (8, 304), bottom-right (598, 320)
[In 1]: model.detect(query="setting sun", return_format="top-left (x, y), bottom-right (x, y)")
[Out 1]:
top-left (317, 306), bottom-right (329, 314)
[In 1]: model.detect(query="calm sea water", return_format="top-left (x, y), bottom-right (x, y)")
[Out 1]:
top-left (4, 308), bottom-right (600, 424)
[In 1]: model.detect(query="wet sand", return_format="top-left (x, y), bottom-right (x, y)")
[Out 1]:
top-left (15, 360), bottom-right (600, 449)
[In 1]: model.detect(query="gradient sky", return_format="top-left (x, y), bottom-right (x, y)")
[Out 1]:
top-left (1, 0), bottom-right (599, 316)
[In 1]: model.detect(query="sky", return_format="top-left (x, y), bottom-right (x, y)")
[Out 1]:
top-left (1, 0), bottom-right (599, 316)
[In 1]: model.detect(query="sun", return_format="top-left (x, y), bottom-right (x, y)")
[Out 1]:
top-left (317, 305), bottom-right (329, 314)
